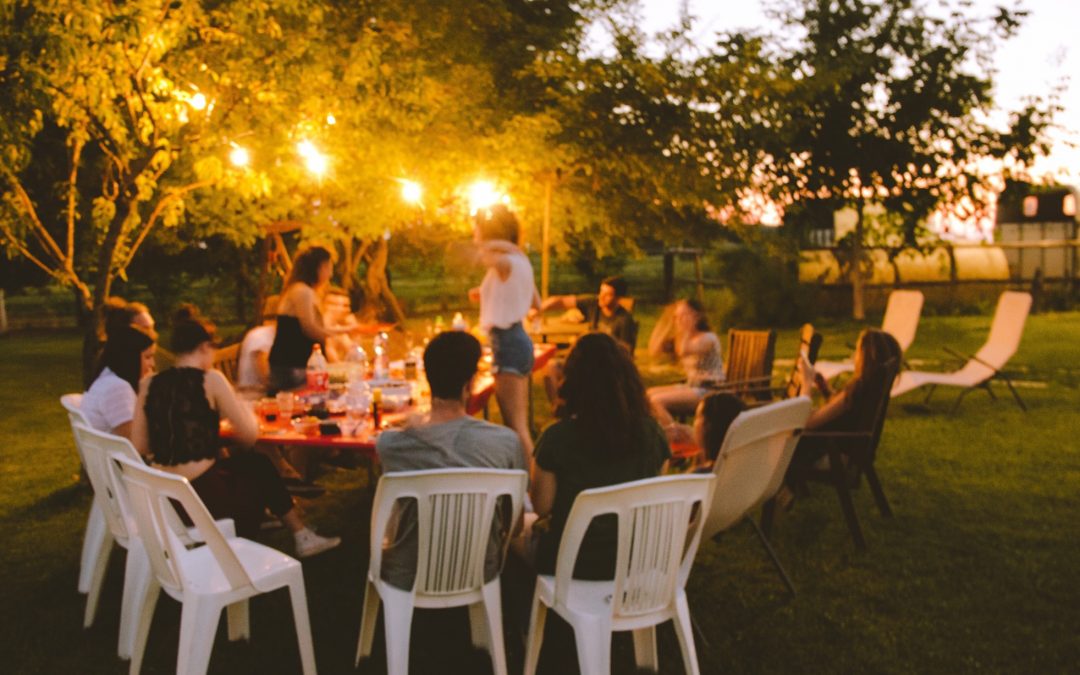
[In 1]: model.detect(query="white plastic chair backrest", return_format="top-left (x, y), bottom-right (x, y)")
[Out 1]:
top-left (72, 423), bottom-right (144, 542)
top-left (369, 469), bottom-right (527, 596)
top-left (973, 291), bottom-right (1031, 371)
top-left (553, 474), bottom-right (715, 619)
top-left (114, 456), bottom-right (254, 597)
top-left (703, 396), bottom-right (812, 540)
top-left (61, 393), bottom-right (88, 427)
top-left (881, 290), bottom-right (924, 352)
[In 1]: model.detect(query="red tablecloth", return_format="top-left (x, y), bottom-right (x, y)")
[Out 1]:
top-left (222, 343), bottom-right (557, 455)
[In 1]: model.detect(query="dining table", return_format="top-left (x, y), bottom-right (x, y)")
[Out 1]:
top-left (221, 342), bottom-right (558, 457)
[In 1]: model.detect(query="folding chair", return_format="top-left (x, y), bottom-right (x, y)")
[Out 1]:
top-left (816, 290), bottom-right (923, 381)
top-left (891, 291), bottom-right (1032, 412)
top-left (774, 356), bottom-right (901, 549)
top-left (523, 474), bottom-right (716, 675)
top-left (703, 397), bottom-right (812, 595)
top-left (355, 469), bottom-right (527, 675)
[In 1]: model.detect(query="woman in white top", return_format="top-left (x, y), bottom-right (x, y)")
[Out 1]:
top-left (82, 324), bottom-right (157, 439)
top-left (469, 205), bottom-right (541, 463)
top-left (647, 298), bottom-right (725, 427)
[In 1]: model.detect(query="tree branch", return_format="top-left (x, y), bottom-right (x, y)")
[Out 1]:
top-left (117, 179), bottom-right (213, 273)
top-left (65, 138), bottom-right (84, 272)
top-left (1, 168), bottom-right (66, 265)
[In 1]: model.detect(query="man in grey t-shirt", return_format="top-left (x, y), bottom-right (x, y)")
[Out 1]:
top-left (376, 331), bottom-right (525, 590)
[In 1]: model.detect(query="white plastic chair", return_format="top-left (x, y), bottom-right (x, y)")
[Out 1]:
top-left (71, 422), bottom-right (152, 660)
top-left (61, 393), bottom-right (107, 596)
top-left (892, 291), bottom-right (1032, 411)
top-left (523, 474), bottom-right (716, 675)
top-left (113, 456), bottom-right (317, 675)
top-left (816, 290), bottom-right (924, 381)
top-left (355, 468), bottom-right (528, 675)
top-left (702, 397), bottom-right (812, 595)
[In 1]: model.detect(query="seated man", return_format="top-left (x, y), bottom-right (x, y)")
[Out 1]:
top-left (376, 331), bottom-right (526, 590)
top-left (536, 275), bottom-right (636, 352)
top-left (322, 286), bottom-right (359, 363)
top-left (534, 275), bottom-right (638, 402)
top-left (236, 296), bottom-right (278, 395)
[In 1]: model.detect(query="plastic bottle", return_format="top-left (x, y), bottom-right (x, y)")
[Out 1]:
top-left (306, 344), bottom-right (329, 392)
top-left (345, 344), bottom-right (368, 383)
top-left (373, 331), bottom-right (389, 380)
top-left (451, 311), bottom-right (467, 331)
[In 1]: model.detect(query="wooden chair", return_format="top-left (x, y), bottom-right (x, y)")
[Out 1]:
top-left (770, 354), bottom-right (901, 549)
top-left (720, 329), bottom-right (776, 401)
top-left (212, 343), bottom-right (241, 385)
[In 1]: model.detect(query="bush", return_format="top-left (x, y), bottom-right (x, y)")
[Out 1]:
top-left (710, 245), bottom-right (818, 328)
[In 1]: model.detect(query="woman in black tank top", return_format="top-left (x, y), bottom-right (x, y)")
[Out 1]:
top-left (132, 305), bottom-right (340, 557)
top-left (267, 246), bottom-right (355, 393)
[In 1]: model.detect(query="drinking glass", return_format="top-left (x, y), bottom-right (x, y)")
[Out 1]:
top-left (276, 391), bottom-right (296, 422)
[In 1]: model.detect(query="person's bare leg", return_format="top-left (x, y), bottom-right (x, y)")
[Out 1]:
top-left (648, 384), bottom-right (702, 426)
top-left (495, 372), bottom-right (533, 466)
top-left (543, 359), bottom-right (564, 404)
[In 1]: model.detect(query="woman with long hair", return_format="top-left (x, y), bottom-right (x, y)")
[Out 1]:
top-left (132, 305), bottom-right (339, 556)
top-left (82, 324), bottom-right (157, 439)
top-left (470, 205), bottom-right (541, 464)
top-left (784, 328), bottom-right (901, 485)
top-left (267, 245), bottom-right (355, 393)
top-left (647, 298), bottom-right (725, 427)
top-left (530, 333), bottom-right (671, 578)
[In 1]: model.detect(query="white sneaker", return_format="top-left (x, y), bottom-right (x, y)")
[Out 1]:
top-left (294, 529), bottom-right (341, 558)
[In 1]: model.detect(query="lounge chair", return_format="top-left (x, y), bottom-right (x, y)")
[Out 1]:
top-left (891, 291), bottom-right (1032, 412)
top-left (816, 290), bottom-right (924, 381)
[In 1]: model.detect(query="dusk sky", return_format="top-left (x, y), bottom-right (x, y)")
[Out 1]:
top-left (634, 0), bottom-right (1080, 182)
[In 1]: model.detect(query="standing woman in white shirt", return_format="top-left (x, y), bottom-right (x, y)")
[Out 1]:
top-left (470, 205), bottom-right (541, 463)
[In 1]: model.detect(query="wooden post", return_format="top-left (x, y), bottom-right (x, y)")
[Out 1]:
top-left (541, 176), bottom-right (552, 299)
top-left (0, 289), bottom-right (6, 333)
top-left (663, 251), bottom-right (675, 302)
top-left (693, 251), bottom-right (705, 303)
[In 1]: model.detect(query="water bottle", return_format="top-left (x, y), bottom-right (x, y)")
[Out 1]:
top-left (345, 343), bottom-right (368, 383)
top-left (306, 344), bottom-right (329, 392)
top-left (373, 331), bottom-right (389, 380)
top-left (451, 311), bottom-right (467, 331)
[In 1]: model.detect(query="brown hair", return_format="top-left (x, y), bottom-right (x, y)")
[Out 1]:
top-left (474, 204), bottom-right (521, 244)
top-left (170, 304), bottom-right (217, 355)
top-left (286, 246), bottom-right (332, 288)
top-left (100, 325), bottom-right (157, 392)
top-left (557, 333), bottom-right (652, 457)
top-left (698, 393), bottom-right (746, 462)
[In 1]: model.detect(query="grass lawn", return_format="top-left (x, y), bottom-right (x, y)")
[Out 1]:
top-left (1, 310), bottom-right (1078, 674)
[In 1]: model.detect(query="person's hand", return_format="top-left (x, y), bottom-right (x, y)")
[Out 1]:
top-left (467, 286), bottom-right (480, 303)
top-left (526, 307), bottom-right (539, 321)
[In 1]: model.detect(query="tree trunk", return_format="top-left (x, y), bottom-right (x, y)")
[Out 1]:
top-left (82, 198), bottom-right (132, 386)
top-left (357, 237), bottom-right (407, 325)
top-left (852, 200), bottom-right (866, 320)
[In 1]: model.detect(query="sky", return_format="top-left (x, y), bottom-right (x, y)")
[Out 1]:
top-left (634, 0), bottom-right (1080, 183)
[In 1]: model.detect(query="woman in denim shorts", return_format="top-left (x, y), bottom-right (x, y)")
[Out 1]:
top-left (470, 205), bottom-right (540, 464)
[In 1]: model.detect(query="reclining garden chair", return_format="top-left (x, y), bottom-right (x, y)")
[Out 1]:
top-left (816, 290), bottom-right (923, 381)
top-left (891, 291), bottom-right (1031, 412)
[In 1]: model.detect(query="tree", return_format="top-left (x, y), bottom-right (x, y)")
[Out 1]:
top-left (0, 0), bottom-right (317, 381)
top-left (751, 0), bottom-right (1054, 318)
